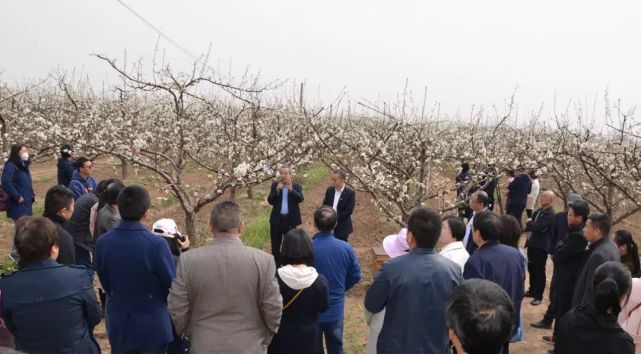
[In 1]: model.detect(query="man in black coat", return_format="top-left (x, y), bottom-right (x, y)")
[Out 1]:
top-left (268, 165), bottom-right (304, 266)
top-left (42, 185), bottom-right (76, 266)
top-left (524, 190), bottom-right (556, 305)
top-left (322, 169), bottom-right (355, 242)
top-left (506, 168), bottom-right (532, 225)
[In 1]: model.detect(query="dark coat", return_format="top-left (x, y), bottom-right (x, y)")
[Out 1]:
top-left (0, 259), bottom-right (101, 354)
top-left (1, 161), bottom-right (34, 221)
top-left (267, 273), bottom-right (329, 354)
top-left (322, 186), bottom-right (355, 238)
top-left (524, 207), bottom-right (556, 251)
top-left (268, 181), bottom-right (304, 226)
top-left (57, 157), bottom-right (75, 187)
top-left (555, 304), bottom-right (634, 354)
top-left (95, 221), bottom-right (176, 351)
top-left (507, 173), bottom-right (531, 207)
top-left (571, 237), bottom-right (620, 307)
top-left (68, 170), bottom-right (97, 200)
top-left (554, 223), bottom-right (587, 319)
top-left (549, 211), bottom-right (569, 254)
top-left (64, 193), bottom-right (98, 251)
top-left (45, 214), bottom-right (76, 266)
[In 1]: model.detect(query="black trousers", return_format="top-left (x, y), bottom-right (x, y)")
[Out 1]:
top-left (506, 204), bottom-right (525, 226)
top-left (527, 247), bottom-right (548, 299)
top-left (542, 261), bottom-right (558, 323)
top-left (270, 219), bottom-right (296, 267)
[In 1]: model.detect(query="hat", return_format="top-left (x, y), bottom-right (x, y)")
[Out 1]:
top-left (567, 193), bottom-right (582, 204)
top-left (60, 144), bottom-right (73, 158)
top-left (383, 228), bottom-right (409, 258)
top-left (152, 218), bottom-right (182, 239)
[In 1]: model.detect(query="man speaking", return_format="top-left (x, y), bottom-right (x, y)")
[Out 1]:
top-left (268, 165), bottom-right (304, 265)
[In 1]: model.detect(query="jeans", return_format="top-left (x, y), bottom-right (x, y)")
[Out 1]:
top-left (320, 319), bottom-right (345, 354)
top-left (527, 247), bottom-right (548, 299)
top-left (111, 343), bottom-right (168, 354)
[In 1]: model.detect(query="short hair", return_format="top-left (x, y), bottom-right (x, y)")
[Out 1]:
top-left (443, 216), bottom-right (466, 242)
top-left (101, 179), bottom-right (125, 205)
top-left (593, 261), bottom-right (632, 324)
top-left (461, 162), bottom-right (470, 172)
top-left (472, 191), bottom-right (489, 207)
top-left (43, 185), bottom-right (75, 217)
top-left (332, 169), bottom-right (347, 180)
top-left (587, 212), bottom-right (611, 237)
top-left (7, 143), bottom-right (26, 165)
top-left (473, 211), bottom-right (500, 241)
top-left (314, 206), bottom-right (337, 232)
top-left (279, 164), bottom-right (292, 173)
top-left (445, 279), bottom-right (515, 354)
top-left (117, 185), bottom-right (150, 221)
top-left (280, 228), bottom-right (314, 266)
top-left (75, 156), bottom-right (91, 170)
top-left (569, 200), bottom-right (590, 223)
top-left (407, 208), bottom-right (442, 248)
top-left (14, 216), bottom-right (59, 268)
top-left (209, 201), bottom-right (242, 233)
top-left (498, 214), bottom-right (522, 248)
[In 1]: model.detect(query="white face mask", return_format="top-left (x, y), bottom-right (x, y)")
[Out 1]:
top-left (19, 152), bottom-right (29, 161)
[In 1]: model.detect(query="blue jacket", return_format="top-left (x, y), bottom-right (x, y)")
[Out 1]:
top-left (0, 259), bottom-right (101, 354)
top-left (312, 232), bottom-right (361, 323)
top-left (365, 248), bottom-right (462, 354)
top-left (68, 170), bottom-right (97, 200)
top-left (1, 161), bottom-right (34, 220)
top-left (464, 240), bottom-right (526, 336)
top-left (57, 158), bottom-right (75, 187)
top-left (507, 173), bottom-right (531, 207)
top-left (95, 221), bottom-right (176, 351)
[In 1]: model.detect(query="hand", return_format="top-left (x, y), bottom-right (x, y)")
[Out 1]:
top-left (276, 182), bottom-right (284, 191)
top-left (178, 235), bottom-right (190, 250)
top-left (18, 196), bottom-right (24, 204)
top-left (526, 218), bottom-right (532, 223)
top-left (87, 187), bottom-right (94, 193)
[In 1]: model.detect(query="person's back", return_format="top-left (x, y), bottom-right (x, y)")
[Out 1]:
top-left (96, 203), bottom-right (120, 238)
top-left (57, 157), bottom-right (75, 187)
top-left (507, 172), bottom-right (531, 207)
top-left (64, 192), bottom-right (98, 252)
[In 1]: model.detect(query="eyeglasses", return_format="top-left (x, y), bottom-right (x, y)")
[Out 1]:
top-left (84, 165), bottom-right (94, 169)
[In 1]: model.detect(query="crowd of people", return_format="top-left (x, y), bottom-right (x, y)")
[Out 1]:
top-left (0, 145), bottom-right (641, 354)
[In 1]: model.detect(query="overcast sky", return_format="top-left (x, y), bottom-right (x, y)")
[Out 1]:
top-left (1, 0), bottom-right (640, 118)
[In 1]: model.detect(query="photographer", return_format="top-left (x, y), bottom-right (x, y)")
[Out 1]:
top-left (152, 218), bottom-right (190, 265)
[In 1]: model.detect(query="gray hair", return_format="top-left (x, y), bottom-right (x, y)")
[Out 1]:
top-left (332, 169), bottom-right (347, 180)
top-left (210, 201), bottom-right (242, 234)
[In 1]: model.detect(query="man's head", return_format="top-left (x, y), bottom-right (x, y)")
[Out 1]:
top-left (406, 207), bottom-right (442, 249)
top-left (568, 200), bottom-right (590, 227)
top-left (14, 216), bottom-right (60, 268)
top-left (584, 212), bottom-right (611, 243)
top-left (75, 157), bottom-right (93, 177)
top-left (472, 211), bottom-right (500, 247)
top-left (446, 279), bottom-right (515, 354)
top-left (60, 144), bottom-right (74, 159)
top-left (43, 185), bottom-right (75, 221)
top-left (314, 206), bottom-right (337, 233)
top-left (538, 190), bottom-right (555, 209)
top-left (99, 179), bottom-right (125, 206)
top-left (279, 165), bottom-right (292, 184)
top-left (469, 191), bottom-right (489, 213)
top-left (209, 201), bottom-right (243, 237)
top-left (330, 169), bottom-right (347, 189)
top-left (117, 185), bottom-right (150, 222)
top-left (461, 162), bottom-right (470, 173)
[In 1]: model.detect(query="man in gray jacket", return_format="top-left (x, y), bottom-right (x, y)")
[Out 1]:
top-left (168, 201), bottom-right (282, 354)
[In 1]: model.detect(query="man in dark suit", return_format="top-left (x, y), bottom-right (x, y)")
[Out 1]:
top-left (524, 190), bottom-right (556, 305)
top-left (268, 165), bottom-right (304, 266)
top-left (322, 169), bottom-right (355, 242)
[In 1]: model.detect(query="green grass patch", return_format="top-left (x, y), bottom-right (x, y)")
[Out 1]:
top-left (0, 258), bottom-right (17, 274)
top-left (298, 162), bottom-right (329, 187)
top-left (243, 213), bottom-right (270, 249)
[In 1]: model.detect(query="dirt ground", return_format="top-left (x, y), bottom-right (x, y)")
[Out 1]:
top-left (2, 161), bottom-right (641, 354)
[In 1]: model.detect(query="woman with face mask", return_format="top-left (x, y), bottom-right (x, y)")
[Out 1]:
top-left (1, 144), bottom-right (35, 259)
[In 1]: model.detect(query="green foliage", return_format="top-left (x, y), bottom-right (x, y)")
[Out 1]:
top-left (243, 213), bottom-right (270, 249)
top-left (0, 258), bottom-right (17, 274)
top-left (299, 162), bottom-right (329, 187)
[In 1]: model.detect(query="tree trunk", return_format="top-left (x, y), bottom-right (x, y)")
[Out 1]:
top-left (246, 187), bottom-right (254, 200)
top-left (120, 157), bottom-right (129, 180)
top-left (230, 186), bottom-right (237, 201)
top-left (185, 211), bottom-right (198, 245)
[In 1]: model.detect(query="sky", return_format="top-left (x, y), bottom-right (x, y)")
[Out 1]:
top-left (1, 0), bottom-right (640, 119)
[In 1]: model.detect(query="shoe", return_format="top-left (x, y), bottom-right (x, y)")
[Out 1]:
top-left (542, 335), bottom-right (555, 344)
top-left (524, 290), bottom-right (535, 298)
top-left (531, 319), bottom-right (552, 329)
top-left (531, 298), bottom-right (543, 305)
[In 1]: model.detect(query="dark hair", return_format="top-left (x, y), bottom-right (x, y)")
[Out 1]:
top-left (7, 144), bottom-right (26, 165)
top-left (101, 179), bottom-right (125, 205)
top-left (332, 169), bottom-right (347, 180)
top-left (14, 216), bottom-right (59, 268)
top-left (407, 207), bottom-right (442, 248)
top-left (473, 211), bottom-right (500, 242)
top-left (43, 185), bottom-right (75, 217)
top-left (587, 212), bottom-right (612, 237)
top-left (314, 206), bottom-right (337, 232)
top-left (75, 156), bottom-right (91, 170)
top-left (117, 185), bottom-right (150, 221)
top-left (60, 144), bottom-right (73, 158)
top-left (592, 261), bottom-right (632, 325)
top-left (445, 279), bottom-right (515, 354)
top-left (614, 230), bottom-right (641, 277)
top-left (504, 168), bottom-right (515, 177)
top-left (498, 214), bottom-right (522, 249)
top-left (473, 191), bottom-right (489, 207)
top-left (280, 228), bottom-right (314, 266)
top-left (528, 169), bottom-right (538, 179)
top-left (210, 201), bottom-right (242, 233)
top-left (461, 162), bottom-right (470, 173)
top-left (443, 216), bottom-right (466, 242)
top-left (569, 200), bottom-right (590, 223)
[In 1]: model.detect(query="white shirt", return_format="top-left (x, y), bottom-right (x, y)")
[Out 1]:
top-left (463, 212), bottom-right (476, 249)
top-left (440, 241), bottom-right (470, 272)
top-left (332, 185), bottom-right (344, 212)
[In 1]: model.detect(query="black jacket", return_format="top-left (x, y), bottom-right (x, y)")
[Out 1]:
top-left (45, 214), bottom-right (76, 266)
top-left (507, 173), bottom-right (531, 207)
top-left (571, 237), bottom-right (620, 307)
top-left (63, 193), bottom-right (98, 251)
top-left (322, 186), bottom-right (355, 238)
top-left (555, 304), bottom-right (634, 354)
top-left (549, 211), bottom-right (569, 254)
top-left (268, 182), bottom-right (304, 226)
top-left (554, 223), bottom-right (587, 317)
top-left (524, 207), bottom-right (555, 251)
